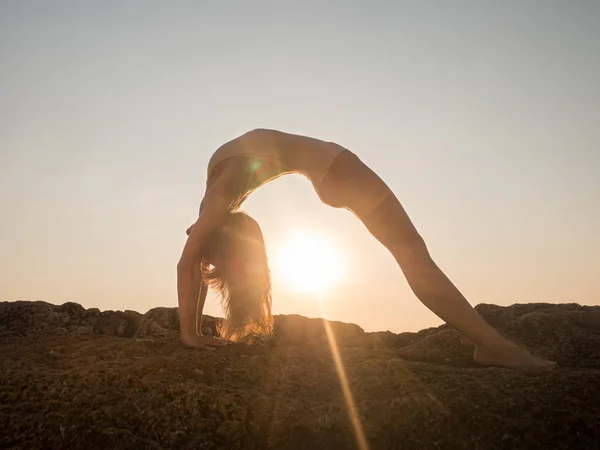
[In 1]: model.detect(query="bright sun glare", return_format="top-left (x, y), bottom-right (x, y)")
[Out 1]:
top-left (274, 230), bottom-right (344, 296)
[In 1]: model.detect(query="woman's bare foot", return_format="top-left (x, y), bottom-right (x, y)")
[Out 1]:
top-left (473, 340), bottom-right (557, 369)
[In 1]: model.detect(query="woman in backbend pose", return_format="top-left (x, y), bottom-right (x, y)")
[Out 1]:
top-left (177, 128), bottom-right (555, 369)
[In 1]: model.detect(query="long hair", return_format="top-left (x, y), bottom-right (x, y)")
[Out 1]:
top-left (202, 211), bottom-right (274, 342)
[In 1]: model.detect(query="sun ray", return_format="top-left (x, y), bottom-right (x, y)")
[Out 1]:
top-left (318, 294), bottom-right (369, 450)
top-left (274, 230), bottom-right (367, 446)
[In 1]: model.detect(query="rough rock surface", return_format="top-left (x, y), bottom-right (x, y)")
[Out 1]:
top-left (1, 300), bottom-right (599, 449)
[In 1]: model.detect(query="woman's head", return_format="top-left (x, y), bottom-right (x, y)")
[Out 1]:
top-left (202, 211), bottom-right (273, 342)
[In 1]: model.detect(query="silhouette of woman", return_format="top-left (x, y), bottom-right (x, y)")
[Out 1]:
top-left (177, 129), bottom-right (555, 368)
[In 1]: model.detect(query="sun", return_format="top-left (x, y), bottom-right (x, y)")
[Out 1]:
top-left (273, 230), bottom-right (344, 296)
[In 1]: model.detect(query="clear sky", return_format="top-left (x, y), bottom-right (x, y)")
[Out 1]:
top-left (1, 1), bottom-right (599, 332)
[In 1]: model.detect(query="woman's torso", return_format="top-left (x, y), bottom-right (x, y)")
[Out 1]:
top-left (206, 129), bottom-right (346, 204)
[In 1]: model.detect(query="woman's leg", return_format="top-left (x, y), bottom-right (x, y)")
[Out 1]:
top-left (316, 151), bottom-right (555, 368)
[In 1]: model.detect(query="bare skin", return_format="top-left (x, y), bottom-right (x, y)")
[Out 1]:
top-left (178, 130), bottom-right (556, 367)
top-left (316, 150), bottom-right (556, 369)
top-left (177, 160), bottom-right (244, 350)
top-left (179, 229), bottom-right (229, 350)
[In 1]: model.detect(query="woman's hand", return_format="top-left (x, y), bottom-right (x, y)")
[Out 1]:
top-left (181, 334), bottom-right (231, 350)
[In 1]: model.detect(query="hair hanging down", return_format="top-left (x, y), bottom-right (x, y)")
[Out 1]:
top-left (202, 211), bottom-right (274, 342)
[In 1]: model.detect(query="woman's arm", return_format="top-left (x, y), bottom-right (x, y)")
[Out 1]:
top-left (177, 192), bottom-right (228, 344)
top-left (195, 258), bottom-right (209, 334)
top-left (177, 158), bottom-right (243, 347)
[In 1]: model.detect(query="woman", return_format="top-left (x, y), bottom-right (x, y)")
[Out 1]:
top-left (177, 128), bottom-right (555, 368)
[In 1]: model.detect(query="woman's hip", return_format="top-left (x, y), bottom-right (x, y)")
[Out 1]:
top-left (315, 150), bottom-right (393, 213)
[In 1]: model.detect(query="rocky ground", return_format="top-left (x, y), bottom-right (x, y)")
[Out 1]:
top-left (1, 300), bottom-right (599, 449)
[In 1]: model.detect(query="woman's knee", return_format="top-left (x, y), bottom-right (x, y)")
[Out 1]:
top-left (391, 236), bottom-right (432, 267)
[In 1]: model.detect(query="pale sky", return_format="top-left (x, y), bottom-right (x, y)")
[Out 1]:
top-left (1, 1), bottom-right (599, 332)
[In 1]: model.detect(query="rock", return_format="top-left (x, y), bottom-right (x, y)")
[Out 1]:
top-left (473, 303), bottom-right (600, 365)
top-left (93, 311), bottom-right (138, 338)
top-left (1, 300), bottom-right (600, 449)
top-left (0, 301), bottom-right (75, 337)
top-left (0, 301), bottom-right (150, 339)
top-left (134, 307), bottom-right (179, 339)
top-left (132, 307), bottom-right (222, 339)
top-left (395, 329), bottom-right (466, 362)
top-left (72, 325), bottom-right (92, 335)
top-left (123, 310), bottom-right (143, 328)
top-left (273, 314), bottom-right (364, 345)
top-left (143, 307), bottom-right (180, 330)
